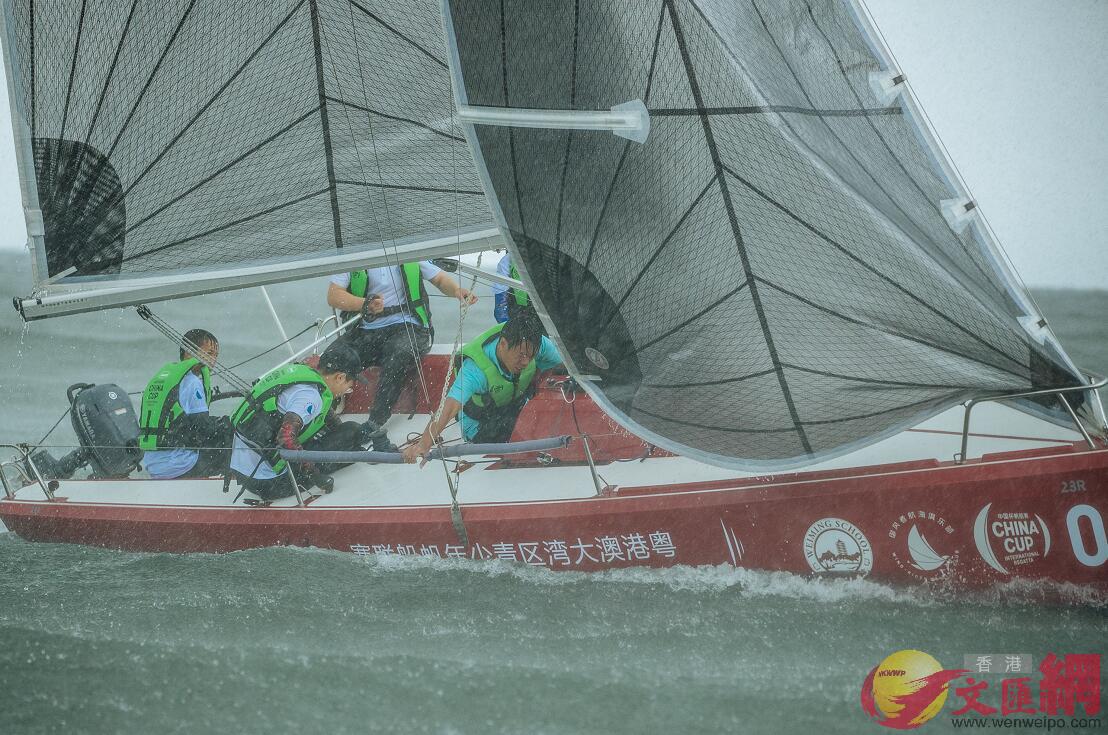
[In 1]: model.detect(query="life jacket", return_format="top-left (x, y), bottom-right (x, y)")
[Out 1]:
top-left (346, 262), bottom-right (431, 328)
top-left (508, 262), bottom-right (530, 308)
top-left (138, 358), bottom-right (212, 451)
top-left (459, 324), bottom-right (538, 442)
top-left (230, 363), bottom-right (333, 474)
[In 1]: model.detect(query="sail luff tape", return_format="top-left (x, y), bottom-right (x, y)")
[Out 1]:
top-left (868, 69), bottom-right (906, 107)
top-left (457, 99), bottom-right (651, 144)
top-left (941, 196), bottom-right (978, 234)
top-left (24, 208), bottom-right (44, 237)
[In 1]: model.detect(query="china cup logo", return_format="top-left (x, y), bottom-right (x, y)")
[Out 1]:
top-left (861, 650), bottom-right (967, 729)
top-left (973, 503), bottom-right (1050, 574)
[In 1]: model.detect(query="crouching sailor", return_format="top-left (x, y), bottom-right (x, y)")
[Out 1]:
top-left (229, 344), bottom-right (372, 501)
top-left (403, 310), bottom-right (562, 464)
top-left (140, 329), bottom-right (231, 479)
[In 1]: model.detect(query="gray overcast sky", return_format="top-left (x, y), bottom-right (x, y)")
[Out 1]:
top-left (0, 0), bottom-right (1105, 288)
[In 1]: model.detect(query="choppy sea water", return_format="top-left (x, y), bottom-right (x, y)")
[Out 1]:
top-left (0, 253), bottom-right (1106, 733)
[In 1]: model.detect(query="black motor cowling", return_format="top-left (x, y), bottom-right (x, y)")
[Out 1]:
top-left (28, 383), bottom-right (143, 480)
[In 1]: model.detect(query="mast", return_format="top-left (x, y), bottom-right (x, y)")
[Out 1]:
top-left (0, 0), bottom-right (47, 284)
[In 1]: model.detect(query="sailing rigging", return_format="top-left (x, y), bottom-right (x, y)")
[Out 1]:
top-left (0, 0), bottom-right (1099, 471)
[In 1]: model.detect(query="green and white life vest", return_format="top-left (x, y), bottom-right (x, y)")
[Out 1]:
top-left (459, 323), bottom-right (538, 422)
top-left (231, 363), bottom-right (334, 474)
top-left (508, 263), bottom-right (530, 308)
top-left (348, 262), bottom-right (430, 328)
top-left (138, 358), bottom-right (211, 451)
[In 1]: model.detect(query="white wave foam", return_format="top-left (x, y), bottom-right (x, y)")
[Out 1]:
top-left (968, 578), bottom-right (1108, 608)
top-left (355, 552), bottom-right (930, 604)
top-left (236, 545), bottom-right (1108, 608)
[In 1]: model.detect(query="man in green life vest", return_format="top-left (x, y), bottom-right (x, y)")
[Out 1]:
top-left (140, 328), bottom-right (232, 480)
top-left (493, 253), bottom-right (533, 324)
top-left (327, 262), bottom-right (477, 451)
top-left (229, 343), bottom-right (373, 502)
top-left (403, 309), bottom-right (563, 465)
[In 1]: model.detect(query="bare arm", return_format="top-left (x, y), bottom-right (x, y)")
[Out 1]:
top-left (429, 272), bottom-right (478, 305)
top-left (402, 398), bottom-right (464, 465)
top-left (327, 282), bottom-right (383, 315)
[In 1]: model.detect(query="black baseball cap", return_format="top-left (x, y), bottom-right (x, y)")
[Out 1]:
top-left (318, 343), bottom-right (369, 383)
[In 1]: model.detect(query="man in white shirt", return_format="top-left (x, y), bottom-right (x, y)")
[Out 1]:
top-left (229, 343), bottom-right (369, 502)
top-left (327, 261), bottom-right (477, 449)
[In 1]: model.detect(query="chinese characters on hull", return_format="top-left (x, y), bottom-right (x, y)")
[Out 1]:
top-left (350, 531), bottom-right (678, 569)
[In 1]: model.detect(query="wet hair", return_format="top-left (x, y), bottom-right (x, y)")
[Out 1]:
top-left (181, 328), bottom-right (218, 360)
top-left (499, 308), bottom-right (544, 351)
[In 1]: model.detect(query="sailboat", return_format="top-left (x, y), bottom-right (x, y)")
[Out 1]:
top-left (1, 0), bottom-right (1105, 591)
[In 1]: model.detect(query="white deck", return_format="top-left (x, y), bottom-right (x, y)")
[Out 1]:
top-left (4, 401), bottom-right (1086, 510)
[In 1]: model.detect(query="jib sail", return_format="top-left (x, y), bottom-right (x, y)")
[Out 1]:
top-left (442, 0), bottom-right (1087, 470)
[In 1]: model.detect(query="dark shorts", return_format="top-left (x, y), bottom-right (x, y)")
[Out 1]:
top-left (344, 322), bottom-right (432, 424)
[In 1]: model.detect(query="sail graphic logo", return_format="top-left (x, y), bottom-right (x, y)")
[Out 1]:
top-left (718, 520), bottom-right (744, 566)
top-left (887, 511), bottom-right (957, 580)
top-left (973, 503), bottom-right (1050, 574)
top-left (860, 650), bottom-right (967, 729)
top-left (803, 518), bottom-right (872, 575)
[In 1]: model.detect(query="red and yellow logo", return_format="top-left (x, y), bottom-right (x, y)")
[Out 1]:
top-left (861, 650), bottom-right (967, 729)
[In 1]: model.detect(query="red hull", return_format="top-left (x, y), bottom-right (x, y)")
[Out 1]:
top-left (4, 443), bottom-right (1107, 591)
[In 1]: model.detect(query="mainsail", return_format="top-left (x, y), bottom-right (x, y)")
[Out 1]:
top-left (0, 0), bottom-right (497, 318)
top-left (442, 0), bottom-right (1088, 470)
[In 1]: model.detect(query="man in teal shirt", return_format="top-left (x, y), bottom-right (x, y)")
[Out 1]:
top-left (403, 310), bottom-right (562, 462)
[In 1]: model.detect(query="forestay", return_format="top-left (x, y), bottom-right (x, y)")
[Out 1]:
top-left (0, 0), bottom-right (496, 317)
top-left (442, 0), bottom-right (1086, 470)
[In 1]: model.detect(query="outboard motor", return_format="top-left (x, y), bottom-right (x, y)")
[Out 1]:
top-left (27, 383), bottom-right (144, 480)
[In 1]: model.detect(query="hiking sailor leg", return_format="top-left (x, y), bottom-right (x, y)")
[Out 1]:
top-left (369, 323), bottom-right (431, 426)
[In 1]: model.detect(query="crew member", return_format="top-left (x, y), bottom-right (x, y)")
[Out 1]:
top-left (403, 309), bottom-right (561, 464)
top-left (326, 262), bottom-right (477, 450)
top-left (229, 343), bottom-right (371, 501)
top-left (493, 253), bottom-right (531, 324)
top-left (139, 329), bottom-right (231, 479)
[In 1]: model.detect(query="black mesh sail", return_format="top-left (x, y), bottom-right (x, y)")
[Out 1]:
top-left (444, 0), bottom-right (1084, 470)
top-left (1, 0), bottom-right (492, 284)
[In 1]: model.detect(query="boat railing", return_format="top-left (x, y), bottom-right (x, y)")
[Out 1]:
top-left (579, 435), bottom-right (606, 496)
top-left (315, 311), bottom-right (342, 344)
top-left (0, 444), bottom-right (54, 501)
top-left (957, 371), bottom-right (1108, 463)
top-left (0, 458), bottom-right (31, 489)
top-left (0, 431), bottom-right (584, 507)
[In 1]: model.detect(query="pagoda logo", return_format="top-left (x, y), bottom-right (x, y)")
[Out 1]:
top-left (803, 518), bottom-right (873, 575)
top-left (861, 650), bottom-right (967, 729)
